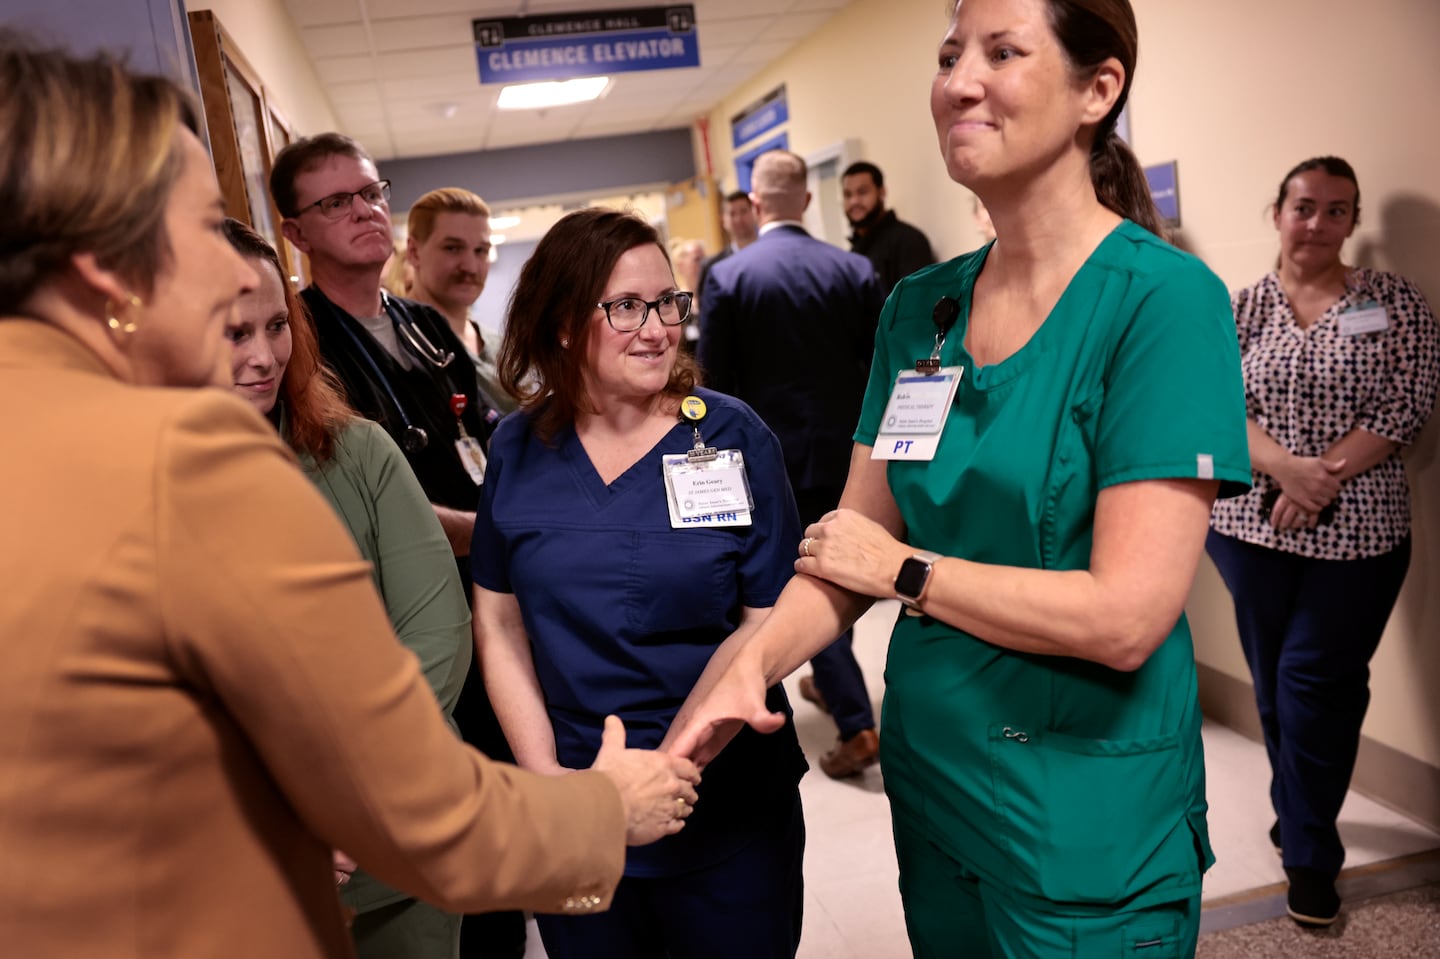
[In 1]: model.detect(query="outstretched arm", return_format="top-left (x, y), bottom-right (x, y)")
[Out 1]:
top-left (665, 447), bottom-right (901, 765)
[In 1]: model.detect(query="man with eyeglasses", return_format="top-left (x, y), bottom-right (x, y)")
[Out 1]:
top-left (269, 133), bottom-right (525, 959)
top-left (699, 150), bottom-right (887, 780)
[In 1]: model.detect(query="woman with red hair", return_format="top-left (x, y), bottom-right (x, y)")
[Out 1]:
top-left (222, 218), bottom-right (473, 959)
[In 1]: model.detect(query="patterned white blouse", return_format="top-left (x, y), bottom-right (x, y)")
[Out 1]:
top-left (1210, 268), bottom-right (1440, 559)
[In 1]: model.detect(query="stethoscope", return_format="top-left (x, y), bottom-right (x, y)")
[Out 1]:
top-left (381, 290), bottom-right (455, 370)
top-left (332, 304), bottom-right (431, 453)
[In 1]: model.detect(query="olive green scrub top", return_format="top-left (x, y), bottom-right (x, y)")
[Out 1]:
top-left (298, 418), bottom-right (473, 919)
top-left (856, 221), bottom-right (1250, 913)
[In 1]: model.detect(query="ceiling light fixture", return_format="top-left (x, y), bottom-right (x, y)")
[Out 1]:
top-left (497, 76), bottom-right (610, 110)
top-left (489, 215), bottom-right (521, 230)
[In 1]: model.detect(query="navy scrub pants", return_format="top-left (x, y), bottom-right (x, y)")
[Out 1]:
top-left (794, 486), bottom-right (876, 740)
top-left (1205, 531), bottom-right (1411, 879)
top-left (535, 793), bottom-right (805, 959)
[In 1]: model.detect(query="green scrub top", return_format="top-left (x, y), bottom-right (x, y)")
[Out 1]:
top-left (856, 221), bottom-right (1249, 913)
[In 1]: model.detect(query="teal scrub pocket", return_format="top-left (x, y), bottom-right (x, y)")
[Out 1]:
top-left (1123, 916), bottom-right (1183, 957)
top-left (988, 724), bottom-right (1186, 905)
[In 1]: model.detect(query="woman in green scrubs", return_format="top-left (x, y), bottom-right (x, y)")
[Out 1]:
top-left (668, 0), bottom-right (1249, 955)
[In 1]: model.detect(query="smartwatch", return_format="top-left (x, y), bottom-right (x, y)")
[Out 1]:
top-left (894, 550), bottom-right (943, 608)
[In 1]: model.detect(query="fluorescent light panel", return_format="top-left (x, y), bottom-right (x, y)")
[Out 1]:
top-left (497, 76), bottom-right (610, 110)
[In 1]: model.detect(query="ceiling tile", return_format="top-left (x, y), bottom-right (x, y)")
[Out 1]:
top-left (325, 81), bottom-right (385, 106)
top-left (374, 47), bottom-right (479, 81)
top-left (300, 23), bottom-right (369, 59)
top-left (314, 55), bottom-right (379, 85)
top-left (282, 0), bottom-right (362, 29)
top-left (364, 16), bottom-right (480, 54)
top-left (770, 11), bottom-right (836, 41)
top-left (365, 0), bottom-right (513, 17)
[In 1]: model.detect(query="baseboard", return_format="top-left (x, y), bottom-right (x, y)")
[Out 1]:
top-left (1196, 662), bottom-right (1440, 834)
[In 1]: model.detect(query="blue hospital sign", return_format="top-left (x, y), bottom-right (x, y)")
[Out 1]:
top-left (473, 6), bottom-right (700, 84)
top-left (1145, 160), bottom-right (1181, 226)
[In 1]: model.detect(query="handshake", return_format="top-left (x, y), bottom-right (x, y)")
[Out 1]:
top-left (589, 715), bottom-right (700, 846)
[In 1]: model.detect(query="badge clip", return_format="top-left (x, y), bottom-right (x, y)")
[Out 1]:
top-left (915, 296), bottom-right (960, 373)
top-left (679, 394), bottom-right (717, 461)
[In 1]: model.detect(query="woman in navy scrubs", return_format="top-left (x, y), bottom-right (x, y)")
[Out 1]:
top-left (470, 209), bottom-right (808, 959)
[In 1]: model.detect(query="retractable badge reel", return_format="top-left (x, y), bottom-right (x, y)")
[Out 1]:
top-left (873, 297), bottom-right (965, 461)
top-left (661, 395), bottom-right (754, 528)
top-left (449, 393), bottom-right (487, 485)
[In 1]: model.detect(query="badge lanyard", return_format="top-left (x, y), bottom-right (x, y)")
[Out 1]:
top-left (450, 393), bottom-right (487, 485)
top-left (661, 395), bottom-right (754, 528)
top-left (872, 297), bottom-right (965, 462)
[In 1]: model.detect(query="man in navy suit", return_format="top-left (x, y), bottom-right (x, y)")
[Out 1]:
top-left (699, 150), bottom-right (886, 778)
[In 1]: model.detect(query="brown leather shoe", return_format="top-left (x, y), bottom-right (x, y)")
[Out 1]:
top-left (819, 728), bottom-right (879, 779)
top-left (798, 675), bottom-right (829, 713)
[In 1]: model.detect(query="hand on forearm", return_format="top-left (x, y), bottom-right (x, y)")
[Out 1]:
top-left (1247, 419), bottom-right (1342, 511)
top-left (795, 507), bottom-right (912, 600)
top-left (1323, 428), bottom-right (1399, 482)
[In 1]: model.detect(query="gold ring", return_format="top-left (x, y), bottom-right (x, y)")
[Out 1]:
top-left (676, 797), bottom-right (687, 811)
top-left (800, 537), bottom-right (812, 558)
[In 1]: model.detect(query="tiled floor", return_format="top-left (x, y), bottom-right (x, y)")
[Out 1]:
top-left (522, 599), bottom-right (1440, 958)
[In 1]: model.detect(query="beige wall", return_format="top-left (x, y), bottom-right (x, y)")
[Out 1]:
top-left (705, 0), bottom-right (1440, 768)
top-left (191, 0), bottom-right (337, 135)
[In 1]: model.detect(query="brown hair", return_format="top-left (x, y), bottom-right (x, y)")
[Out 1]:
top-left (222, 218), bottom-right (355, 464)
top-left (408, 187), bottom-right (492, 243)
top-left (1041, 0), bottom-right (1164, 235)
top-left (0, 33), bottom-right (201, 307)
top-left (498, 208), bottom-right (698, 443)
top-left (1274, 156), bottom-right (1361, 226)
top-left (269, 132), bottom-right (372, 219)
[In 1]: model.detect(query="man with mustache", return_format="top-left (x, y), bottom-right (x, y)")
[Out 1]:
top-left (271, 135), bottom-right (525, 959)
top-left (406, 187), bottom-right (515, 414)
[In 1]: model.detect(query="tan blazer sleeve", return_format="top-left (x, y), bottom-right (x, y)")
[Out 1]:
top-left (153, 393), bottom-right (625, 913)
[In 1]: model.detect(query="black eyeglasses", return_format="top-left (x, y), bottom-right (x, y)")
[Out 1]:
top-left (295, 179), bottom-right (392, 220)
top-left (596, 292), bottom-right (694, 332)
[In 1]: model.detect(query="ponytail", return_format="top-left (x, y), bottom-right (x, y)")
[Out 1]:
top-left (1090, 128), bottom-right (1164, 237)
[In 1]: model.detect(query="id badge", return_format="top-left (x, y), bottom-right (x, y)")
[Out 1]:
top-left (455, 436), bottom-right (487, 485)
top-left (662, 450), bottom-right (753, 528)
top-left (872, 366), bottom-right (964, 461)
top-left (1339, 301), bottom-right (1389, 336)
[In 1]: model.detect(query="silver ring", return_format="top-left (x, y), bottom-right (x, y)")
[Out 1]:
top-left (800, 537), bottom-right (813, 558)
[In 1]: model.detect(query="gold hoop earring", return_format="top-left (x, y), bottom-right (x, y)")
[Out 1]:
top-left (106, 293), bottom-right (143, 335)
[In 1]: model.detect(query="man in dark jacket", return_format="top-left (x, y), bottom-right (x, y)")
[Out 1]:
top-left (843, 160), bottom-right (936, 295)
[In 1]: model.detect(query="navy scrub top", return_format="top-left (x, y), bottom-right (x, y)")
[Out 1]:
top-left (472, 388), bottom-right (808, 876)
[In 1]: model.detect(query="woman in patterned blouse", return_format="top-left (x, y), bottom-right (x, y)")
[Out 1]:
top-left (1207, 156), bottom-right (1440, 928)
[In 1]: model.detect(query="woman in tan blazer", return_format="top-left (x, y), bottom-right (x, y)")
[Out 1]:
top-left (0, 37), bottom-right (698, 959)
